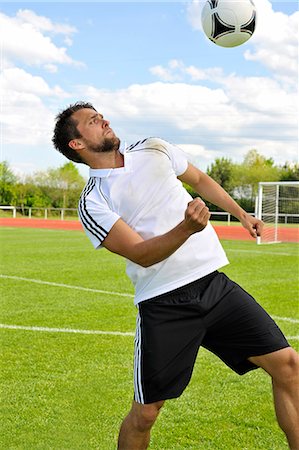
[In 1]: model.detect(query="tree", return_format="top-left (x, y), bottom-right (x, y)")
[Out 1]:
top-left (279, 162), bottom-right (299, 181)
top-left (0, 161), bottom-right (17, 205)
top-left (50, 162), bottom-right (86, 209)
top-left (233, 149), bottom-right (280, 210)
top-left (207, 157), bottom-right (236, 196)
top-left (33, 162), bottom-right (86, 209)
top-left (15, 178), bottom-right (50, 214)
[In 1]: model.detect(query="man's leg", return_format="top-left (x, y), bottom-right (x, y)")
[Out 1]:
top-left (118, 400), bottom-right (165, 450)
top-left (249, 347), bottom-right (299, 450)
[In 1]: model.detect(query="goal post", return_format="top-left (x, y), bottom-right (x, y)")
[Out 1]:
top-left (256, 181), bottom-right (299, 244)
top-left (0, 205), bottom-right (17, 218)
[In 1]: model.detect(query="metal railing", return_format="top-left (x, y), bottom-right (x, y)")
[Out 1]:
top-left (0, 206), bottom-right (252, 224)
top-left (1, 207), bottom-right (298, 225)
top-left (0, 206), bottom-right (77, 220)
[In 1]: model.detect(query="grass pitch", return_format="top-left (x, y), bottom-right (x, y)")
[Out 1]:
top-left (0, 227), bottom-right (298, 449)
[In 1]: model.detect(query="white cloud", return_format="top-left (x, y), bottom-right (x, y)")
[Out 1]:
top-left (146, 61), bottom-right (297, 134)
top-left (2, 67), bottom-right (70, 98)
top-left (75, 79), bottom-right (297, 166)
top-left (2, 67), bottom-right (53, 96)
top-left (44, 64), bottom-right (58, 73)
top-left (0, 10), bottom-right (78, 149)
top-left (230, 138), bottom-right (299, 166)
top-left (179, 143), bottom-right (210, 158)
top-left (186, 0), bottom-right (203, 32)
top-left (245, 4), bottom-right (298, 86)
top-left (1, 92), bottom-right (54, 146)
top-left (10, 162), bottom-right (40, 178)
top-left (1, 67), bottom-right (70, 146)
top-left (178, 144), bottom-right (222, 170)
top-left (2, 74), bottom-right (296, 174)
top-left (219, 75), bottom-right (296, 120)
top-left (185, 65), bottom-right (224, 81)
top-left (150, 59), bottom-right (224, 82)
top-left (150, 62), bottom-right (182, 82)
top-left (78, 81), bottom-right (231, 131)
top-left (0, 10), bottom-right (82, 69)
top-left (15, 9), bottom-right (76, 35)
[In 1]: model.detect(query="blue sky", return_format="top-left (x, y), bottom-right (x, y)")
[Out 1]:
top-left (1, 0), bottom-right (298, 179)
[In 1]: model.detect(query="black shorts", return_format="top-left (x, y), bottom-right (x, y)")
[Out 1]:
top-left (134, 271), bottom-right (289, 404)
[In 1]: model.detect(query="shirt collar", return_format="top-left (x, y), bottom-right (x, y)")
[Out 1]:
top-left (89, 141), bottom-right (128, 178)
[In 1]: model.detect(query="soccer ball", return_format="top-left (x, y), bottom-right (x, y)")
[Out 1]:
top-left (201, 0), bottom-right (257, 48)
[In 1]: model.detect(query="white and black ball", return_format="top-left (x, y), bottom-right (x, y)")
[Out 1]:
top-left (201, 0), bottom-right (257, 48)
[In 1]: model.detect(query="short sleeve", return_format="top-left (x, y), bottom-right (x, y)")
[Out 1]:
top-left (78, 179), bottom-right (120, 249)
top-left (158, 139), bottom-right (189, 176)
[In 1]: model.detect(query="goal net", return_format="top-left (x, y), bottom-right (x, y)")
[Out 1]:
top-left (256, 181), bottom-right (299, 244)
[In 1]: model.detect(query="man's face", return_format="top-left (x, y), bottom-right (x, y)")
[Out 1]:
top-left (71, 108), bottom-right (120, 153)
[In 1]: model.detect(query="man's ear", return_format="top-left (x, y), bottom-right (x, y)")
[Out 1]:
top-left (68, 139), bottom-right (85, 151)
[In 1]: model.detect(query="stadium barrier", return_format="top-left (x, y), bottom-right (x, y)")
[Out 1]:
top-left (1, 206), bottom-right (298, 225)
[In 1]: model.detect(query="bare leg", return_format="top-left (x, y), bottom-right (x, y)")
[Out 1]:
top-left (249, 347), bottom-right (299, 449)
top-left (118, 400), bottom-right (164, 450)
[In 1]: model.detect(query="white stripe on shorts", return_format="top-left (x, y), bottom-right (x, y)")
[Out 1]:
top-left (134, 309), bottom-right (145, 404)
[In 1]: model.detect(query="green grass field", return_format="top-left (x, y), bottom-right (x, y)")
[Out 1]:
top-left (0, 227), bottom-right (298, 450)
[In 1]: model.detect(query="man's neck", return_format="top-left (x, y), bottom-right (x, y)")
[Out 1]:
top-left (88, 149), bottom-right (124, 169)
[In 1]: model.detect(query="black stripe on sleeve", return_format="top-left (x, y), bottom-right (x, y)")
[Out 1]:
top-left (127, 140), bottom-right (141, 152)
top-left (127, 137), bottom-right (171, 161)
top-left (127, 138), bottom-right (150, 153)
top-left (78, 178), bottom-right (109, 244)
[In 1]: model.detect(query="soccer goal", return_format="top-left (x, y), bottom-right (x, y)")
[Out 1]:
top-left (0, 205), bottom-right (17, 218)
top-left (256, 181), bottom-right (299, 244)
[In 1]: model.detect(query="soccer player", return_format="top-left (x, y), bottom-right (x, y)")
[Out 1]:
top-left (52, 102), bottom-right (299, 450)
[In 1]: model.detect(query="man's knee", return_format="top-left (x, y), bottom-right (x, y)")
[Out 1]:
top-left (130, 400), bottom-right (165, 432)
top-left (274, 348), bottom-right (299, 383)
top-left (249, 347), bottom-right (299, 383)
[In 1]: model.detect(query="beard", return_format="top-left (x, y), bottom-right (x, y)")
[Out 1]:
top-left (87, 135), bottom-right (120, 154)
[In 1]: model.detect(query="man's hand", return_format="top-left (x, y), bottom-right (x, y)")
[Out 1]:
top-left (240, 213), bottom-right (264, 238)
top-left (178, 164), bottom-right (266, 240)
top-left (102, 198), bottom-right (210, 268)
top-left (183, 198), bottom-right (211, 235)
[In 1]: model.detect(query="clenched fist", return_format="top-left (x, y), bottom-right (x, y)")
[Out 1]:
top-left (183, 198), bottom-right (211, 234)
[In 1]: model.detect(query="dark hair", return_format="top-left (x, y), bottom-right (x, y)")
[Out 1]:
top-left (52, 101), bottom-right (97, 164)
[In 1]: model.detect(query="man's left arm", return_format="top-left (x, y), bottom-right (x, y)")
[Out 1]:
top-left (178, 163), bottom-right (263, 238)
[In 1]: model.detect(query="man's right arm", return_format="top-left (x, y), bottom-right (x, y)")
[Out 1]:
top-left (102, 198), bottom-right (210, 267)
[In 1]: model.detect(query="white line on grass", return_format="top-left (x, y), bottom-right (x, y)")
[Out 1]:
top-left (1, 274), bottom-right (298, 325)
top-left (0, 324), bottom-right (297, 340)
top-left (0, 274), bottom-right (134, 298)
top-left (272, 315), bottom-right (299, 324)
top-left (227, 249), bottom-right (297, 257)
top-left (0, 323), bottom-right (134, 336)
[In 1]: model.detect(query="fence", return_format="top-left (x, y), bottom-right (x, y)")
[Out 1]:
top-left (0, 206), bottom-right (252, 225)
top-left (1, 206), bottom-right (298, 225)
top-left (0, 207), bottom-right (78, 220)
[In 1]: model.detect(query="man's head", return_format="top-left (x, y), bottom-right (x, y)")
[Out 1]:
top-left (52, 102), bottom-right (120, 165)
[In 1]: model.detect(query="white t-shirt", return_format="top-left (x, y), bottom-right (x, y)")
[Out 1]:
top-left (78, 138), bottom-right (229, 304)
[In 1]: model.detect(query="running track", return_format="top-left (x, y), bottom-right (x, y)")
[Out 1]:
top-left (0, 217), bottom-right (298, 242)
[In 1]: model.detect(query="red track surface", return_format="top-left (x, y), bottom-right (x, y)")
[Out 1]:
top-left (0, 217), bottom-right (82, 231)
top-left (0, 217), bottom-right (298, 242)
